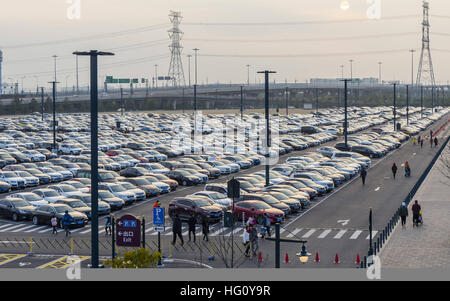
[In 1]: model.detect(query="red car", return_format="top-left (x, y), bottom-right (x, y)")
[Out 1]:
top-left (233, 200), bottom-right (285, 225)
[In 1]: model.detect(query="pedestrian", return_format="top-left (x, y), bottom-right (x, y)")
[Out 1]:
top-left (399, 202), bottom-right (408, 228)
top-left (51, 214), bottom-right (58, 235)
top-left (434, 137), bottom-right (438, 148)
top-left (243, 226), bottom-right (251, 257)
top-left (360, 167), bottom-right (367, 185)
top-left (202, 216), bottom-right (209, 242)
top-left (249, 224), bottom-right (259, 257)
top-left (391, 163), bottom-right (398, 179)
top-left (430, 137), bottom-right (433, 148)
top-left (412, 137), bottom-right (416, 145)
top-left (420, 139), bottom-right (423, 148)
top-left (105, 214), bottom-right (112, 236)
top-left (404, 161), bottom-right (411, 177)
top-left (263, 213), bottom-right (271, 237)
top-left (153, 200), bottom-right (161, 208)
top-left (411, 200), bottom-right (421, 227)
top-left (247, 216), bottom-right (256, 228)
top-left (418, 136), bottom-right (421, 144)
top-left (62, 210), bottom-right (74, 237)
top-left (188, 213), bottom-right (196, 243)
top-left (172, 214), bottom-right (183, 245)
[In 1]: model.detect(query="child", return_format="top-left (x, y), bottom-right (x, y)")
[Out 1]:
top-left (51, 215), bottom-right (58, 235)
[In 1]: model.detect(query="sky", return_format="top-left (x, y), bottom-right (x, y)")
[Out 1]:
top-left (1, 0), bottom-right (450, 92)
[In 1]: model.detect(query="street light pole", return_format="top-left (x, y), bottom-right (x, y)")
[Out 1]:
top-left (193, 48), bottom-right (199, 86)
top-left (75, 53), bottom-right (79, 95)
top-left (406, 85), bottom-right (409, 125)
top-left (393, 83), bottom-right (397, 131)
top-left (240, 86), bottom-right (244, 120)
top-left (349, 59), bottom-right (354, 80)
top-left (48, 81), bottom-right (59, 152)
top-left (52, 55), bottom-right (58, 82)
top-left (421, 85), bottom-right (423, 118)
top-left (258, 70), bottom-right (276, 187)
top-left (341, 79), bottom-right (351, 149)
top-left (410, 49), bottom-right (416, 86)
top-left (246, 64), bottom-right (250, 86)
top-left (187, 55), bottom-right (192, 87)
top-left (40, 87), bottom-right (44, 121)
top-left (340, 65), bottom-right (344, 79)
top-left (73, 50), bottom-right (114, 269)
top-left (369, 208), bottom-right (373, 257)
top-left (155, 64), bottom-right (158, 88)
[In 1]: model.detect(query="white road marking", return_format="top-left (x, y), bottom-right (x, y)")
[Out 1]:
top-left (333, 230), bottom-right (347, 239)
top-left (24, 226), bottom-right (47, 233)
top-left (11, 225), bottom-right (36, 232)
top-left (366, 231), bottom-right (378, 239)
top-left (210, 228), bottom-right (226, 236)
top-left (413, 153), bottom-right (416, 156)
top-left (375, 187), bottom-right (380, 191)
top-left (0, 224), bottom-right (12, 230)
top-left (350, 230), bottom-right (363, 239)
top-left (286, 228), bottom-right (302, 238)
top-left (318, 229), bottom-right (332, 239)
top-left (225, 227), bottom-right (244, 237)
top-left (302, 229), bottom-right (316, 238)
top-left (337, 219), bottom-right (350, 226)
top-left (0, 224), bottom-right (26, 232)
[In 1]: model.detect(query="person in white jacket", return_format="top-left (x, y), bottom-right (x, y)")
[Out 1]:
top-left (243, 226), bottom-right (251, 257)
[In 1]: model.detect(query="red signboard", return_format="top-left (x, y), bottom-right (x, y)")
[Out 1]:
top-left (116, 214), bottom-right (141, 247)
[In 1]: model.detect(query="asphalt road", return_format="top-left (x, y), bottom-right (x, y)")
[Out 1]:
top-left (0, 112), bottom-right (448, 269)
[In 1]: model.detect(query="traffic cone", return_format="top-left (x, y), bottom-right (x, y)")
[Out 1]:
top-left (314, 252), bottom-right (320, 263)
top-left (258, 251), bottom-right (263, 262)
top-left (334, 253), bottom-right (340, 264)
top-left (284, 252), bottom-right (289, 263)
top-left (355, 253), bottom-right (360, 265)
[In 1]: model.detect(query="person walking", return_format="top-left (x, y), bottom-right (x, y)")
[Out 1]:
top-left (418, 135), bottom-right (421, 144)
top-left (249, 224), bottom-right (259, 257)
top-left (105, 214), bottom-right (112, 236)
top-left (412, 200), bottom-right (421, 227)
top-left (404, 161), bottom-right (411, 177)
top-left (391, 163), bottom-right (398, 179)
top-left (51, 214), bottom-right (58, 235)
top-left (153, 200), bottom-right (161, 208)
top-left (360, 167), bottom-right (367, 185)
top-left (188, 214), bottom-right (196, 243)
top-left (399, 202), bottom-right (408, 228)
top-left (430, 136), bottom-right (433, 148)
top-left (243, 226), bottom-right (251, 257)
top-left (420, 138), bottom-right (423, 148)
top-left (434, 137), bottom-right (438, 148)
top-left (62, 210), bottom-right (74, 237)
top-left (263, 213), bottom-right (271, 237)
top-left (202, 216), bottom-right (209, 242)
top-left (412, 137), bottom-right (416, 145)
top-left (172, 214), bottom-right (183, 245)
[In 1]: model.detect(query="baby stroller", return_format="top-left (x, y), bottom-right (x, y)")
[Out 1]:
top-left (413, 211), bottom-right (423, 227)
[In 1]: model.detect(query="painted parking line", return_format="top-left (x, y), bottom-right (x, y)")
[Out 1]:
top-left (37, 255), bottom-right (90, 269)
top-left (333, 230), bottom-right (347, 239)
top-left (286, 228), bottom-right (302, 238)
top-left (317, 229), bottom-right (332, 239)
top-left (366, 231), bottom-right (378, 239)
top-left (0, 254), bottom-right (27, 266)
top-left (374, 187), bottom-right (381, 192)
top-left (302, 229), bottom-right (316, 238)
top-left (349, 230), bottom-right (363, 240)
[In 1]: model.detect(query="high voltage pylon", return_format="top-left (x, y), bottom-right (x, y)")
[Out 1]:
top-left (416, 1), bottom-right (436, 86)
top-left (168, 11), bottom-right (186, 87)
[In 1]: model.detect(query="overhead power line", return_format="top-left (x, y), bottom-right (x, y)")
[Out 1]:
top-left (2, 23), bottom-right (169, 49)
top-left (184, 14), bottom-right (419, 26)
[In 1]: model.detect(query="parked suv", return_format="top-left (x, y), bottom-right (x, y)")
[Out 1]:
top-left (168, 196), bottom-right (223, 224)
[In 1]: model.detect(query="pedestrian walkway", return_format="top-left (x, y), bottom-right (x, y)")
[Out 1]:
top-left (379, 138), bottom-right (450, 268)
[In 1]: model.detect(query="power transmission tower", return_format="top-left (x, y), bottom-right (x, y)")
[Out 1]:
top-left (416, 1), bottom-right (436, 86)
top-left (168, 11), bottom-right (186, 87)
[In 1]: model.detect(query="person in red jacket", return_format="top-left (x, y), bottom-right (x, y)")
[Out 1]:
top-left (153, 200), bottom-right (161, 208)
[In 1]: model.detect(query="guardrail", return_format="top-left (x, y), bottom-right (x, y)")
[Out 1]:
top-left (361, 128), bottom-right (450, 268)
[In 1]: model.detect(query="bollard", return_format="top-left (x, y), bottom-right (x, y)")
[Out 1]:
top-left (373, 243), bottom-right (377, 256)
top-left (69, 238), bottom-right (74, 256)
top-left (360, 260), bottom-right (364, 269)
top-left (363, 256), bottom-right (367, 268)
top-left (27, 237), bottom-right (33, 256)
top-left (382, 230), bottom-right (385, 243)
top-left (377, 237), bottom-right (380, 252)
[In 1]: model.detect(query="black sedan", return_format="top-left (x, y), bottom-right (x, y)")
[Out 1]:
top-left (166, 170), bottom-right (201, 186)
top-left (31, 204), bottom-right (88, 228)
top-left (0, 198), bottom-right (35, 221)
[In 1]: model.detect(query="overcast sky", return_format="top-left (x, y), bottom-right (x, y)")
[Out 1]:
top-left (1, 0), bottom-right (450, 91)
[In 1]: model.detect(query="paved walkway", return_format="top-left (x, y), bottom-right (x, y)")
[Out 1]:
top-left (379, 128), bottom-right (450, 268)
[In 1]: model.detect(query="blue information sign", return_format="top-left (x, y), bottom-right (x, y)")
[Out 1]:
top-left (153, 207), bottom-right (165, 226)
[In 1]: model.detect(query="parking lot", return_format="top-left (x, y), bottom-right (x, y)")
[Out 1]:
top-left (0, 106), bottom-right (448, 267)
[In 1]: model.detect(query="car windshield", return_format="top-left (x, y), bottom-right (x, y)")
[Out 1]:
top-left (110, 185), bottom-right (126, 192)
top-left (23, 194), bottom-right (41, 202)
top-left (12, 200), bottom-right (30, 207)
top-left (3, 172), bottom-right (17, 178)
top-left (17, 172), bottom-right (32, 177)
top-left (134, 179), bottom-right (151, 185)
top-left (150, 164), bottom-right (164, 169)
top-left (55, 206), bottom-right (73, 213)
top-left (68, 201), bottom-right (86, 208)
top-left (44, 190), bottom-right (59, 197)
top-left (207, 192), bottom-right (226, 200)
top-left (253, 202), bottom-right (272, 210)
top-left (260, 195), bottom-right (279, 204)
top-left (270, 193), bottom-right (288, 200)
top-left (60, 185), bottom-right (76, 192)
top-left (100, 172), bottom-right (116, 180)
top-left (192, 199), bottom-right (211, 207)
top-left (120, 183), bottom-right (135, 189)
top-left (239, 182), bottom-right (253, 189)
top-left (68, 182), bottom-right (84, 189)
top-left (99, 191), bottom-right (114, 198)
